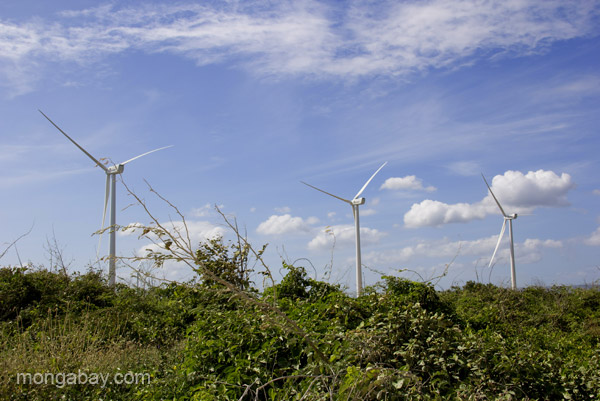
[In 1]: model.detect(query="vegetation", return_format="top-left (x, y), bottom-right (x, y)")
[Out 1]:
top-left (1, 244), bottom-right (599, 400)
top-left (2, 190), bottom-right (598, 399)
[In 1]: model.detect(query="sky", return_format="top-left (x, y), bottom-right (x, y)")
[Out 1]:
top-left (1, 0), bottom-right (599, 292)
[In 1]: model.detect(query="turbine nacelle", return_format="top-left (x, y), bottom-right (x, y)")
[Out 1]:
top-left (108, 164), bottom-right (125, 174)
top-left (302, 161), bottom-right (387, 297)
top-left (482, 173), bottom-right (518, 290)
top-left (352, 197), bottom-right (366, 205)
top-left (40, 109), bottom-right (172, 287)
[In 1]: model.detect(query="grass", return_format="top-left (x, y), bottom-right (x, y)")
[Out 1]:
top-left (0, 264), bottom-right (598, 400)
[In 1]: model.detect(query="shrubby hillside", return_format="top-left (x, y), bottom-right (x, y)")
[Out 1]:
top-left (1, 240), bottom-right (599, 400)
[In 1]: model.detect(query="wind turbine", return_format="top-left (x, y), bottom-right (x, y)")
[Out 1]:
top-left (482, 173), bottom-right (518, 290)
top-left (302, 162), bottom-right (387, 296)
top-left (39, 110), bottom-right (172, 287)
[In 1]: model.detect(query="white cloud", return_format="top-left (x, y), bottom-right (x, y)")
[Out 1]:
top-left (361, 208), bottom-right (377, 216)
top-left (191, 203), bottom-right (212, 217)
top-left (134, 219), bottom-right (225, 256)
top-left (380, 175), bottom-right (436, 192)
top-left (307, 224), bottom-right (386, 251)
top-left (341, 1), bottom-right (599, 76)
top-left (534, 75), bottom-right (600, 101)
top-left (363, 235), bottom-right (562, 266)
top-left (585, 227), bottom-right (600, 246)
top-left (256, 214), bottom-right (314, 236)
top-left (275, 206), bottom-right (291, 213)
top-left (327, 211), bottom-right (336, 219)
top-left (119, 222), bottom-right (144, 236)
top-left (306, 216), bottom-right (320, 225)
top-left (2, 1), bottom-right (598, 93)
top-left (593, 189), bottom-right (600, 196)
top-left (404, 199), bottom-right (488, 228)
top-left (485, 170), bottom-right (574, 209)
top-left (404, 170), bottom-right (575, 228)
top-left (517, 238), bottom-right (563, 264)
top-left (163, 220), bottom-right (225, 244)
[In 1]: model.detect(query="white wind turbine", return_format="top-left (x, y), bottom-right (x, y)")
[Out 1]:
top-left (482, 173), bottom-right (518, 290)
top-left (302, 162), bottom-right (387, 296)
top-left (40, 110), bottom-right (172, 287)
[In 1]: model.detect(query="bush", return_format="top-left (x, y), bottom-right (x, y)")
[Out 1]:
top-left (2, 264), bottom-right (599, 400)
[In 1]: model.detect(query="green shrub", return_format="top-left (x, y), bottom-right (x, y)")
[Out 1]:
top-left (2, 264), bottom-right (599, 400)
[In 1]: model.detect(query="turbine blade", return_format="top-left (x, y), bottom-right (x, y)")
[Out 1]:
top-left (120, 145), bottom-right (174, 165)
top-left (39, 110), bottom-right (109, 172)
top-left (97, 174), bottom-right (110, 260)
top-left (354, 161), bottom-right (387, 200)
top-left (488, 219), bottom-right (507, 268)
top-left (301, 181), bottom-right (352, 204)
top-left (482, 173), bottom-right (508, 217)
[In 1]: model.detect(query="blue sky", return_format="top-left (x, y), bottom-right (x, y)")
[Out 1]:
top-left (1, 0), bottom-right (599, 291)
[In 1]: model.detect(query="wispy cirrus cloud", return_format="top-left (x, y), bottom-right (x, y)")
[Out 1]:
top-left (1, 0), bottom-right (599, 94)
top-left (446, 161), bottom-right (482, 177)
top-left (0, 167), bottom-right (93, 189)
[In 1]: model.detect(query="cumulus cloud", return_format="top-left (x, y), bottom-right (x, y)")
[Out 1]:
top-left (380, 175), bottom-right (436, 192)
top-left (307, 224), bottom-right (386, 251)
top-left (160, 220), bottom-right (225, 244)
top-left (585, 227), bottom-right (600, 246)
top-left (485, 170), bottom-right (574, 209)
top-left (518, 238), bottom-right (563, 264)
top-left (404, 200), bottom-right (488, 227)
top-left (364, 236), bottom-right (497, 265)
top-left (275, 206), bottom-right (291, 213)
top-left (2, 1), bottom-right (598, 93)
top-left (134, 219), bottom-right (225, 256)
top-left (306, 216), bottom-right (320, 225)
top-left (404, 170), bottom-right (575, 228)
top-left (256, 214), bottom-right (316, 235)
top-left (363, 235), bottom-right (562, 266)
top-left (119, 222), bottom-right (144, 236)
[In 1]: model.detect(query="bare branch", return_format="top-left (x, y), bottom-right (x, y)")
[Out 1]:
top-left (120, 181), bottom-right (330, 365)
top-left (44, 228), bottom-right (72, 274)
top-left (215, 205), bottom-right (276, 289)
top-left (0, 222), bottom-right (34, 262)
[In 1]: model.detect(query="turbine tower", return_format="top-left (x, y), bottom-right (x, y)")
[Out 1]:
top-left (39, 110), bottom-right (172, 287)
top-left (482, 174), bottom-right (518, 290)
top-left (302, 162), bottom-right (387, 296)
